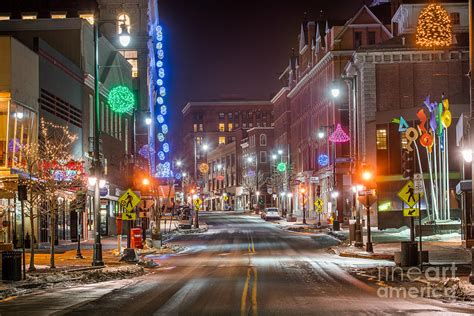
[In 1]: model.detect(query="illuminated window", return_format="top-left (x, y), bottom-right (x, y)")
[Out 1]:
top-left (117, 13), bottom-right (131, 34)
top-left (22, 14), bottom-right (37, 20)
top-left (79, 13), bottom-right (94, 25)
top-left (228, 123), bottom-right (233, 131)
top-left (218, 123), bottom-right (225, 132)
top-left (376, 129), bottom-right (387, 150)
top-left (228, 112), bottom-right (233, 119)
top-left (218, 112), bottom-right (225, 119)
top-left (196, 137), bottom-right (203, 145)
top-left (199, 124), bottom-right (203, 132)
top-left (119, 50), bottom-right (138, 77)
top-left (193, 124), bottom-right (198, 132)
top-left (51, 13), bottom-right (66, 19)
top-left (401, 132), bottom-right (408, 150)
top-left (0, 16), bottom-right (10, 21)
top-left (219, 137), bottom-right (226, 145)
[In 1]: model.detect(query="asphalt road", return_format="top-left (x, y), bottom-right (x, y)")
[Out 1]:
top-left (1, 213), bottom-right (473, 315)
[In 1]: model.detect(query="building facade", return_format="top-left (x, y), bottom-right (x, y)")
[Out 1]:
top-left (344, 2), bottom-right (470, 229)
top-left (272, 4), bottom-right (392, 224)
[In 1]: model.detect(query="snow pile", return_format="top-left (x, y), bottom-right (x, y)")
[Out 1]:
top-left (0, 266), bottom-right (145, 300)
top-left (429, 278), bottom-right (474, 302)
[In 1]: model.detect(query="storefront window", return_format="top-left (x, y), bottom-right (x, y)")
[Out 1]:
top-left (0, 99), bottom-right (38, 168)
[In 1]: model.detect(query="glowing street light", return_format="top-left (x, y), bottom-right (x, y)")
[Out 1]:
top-left (462, 149), bottom-right (473, 163)
top-left (142, 178), bottom-right (150, 186)
top-left (145, 117), bottom-right (152, 125)
top-left (277, 149), bottom-right (283, 155)
top-left (331, 87), bottom-right (340, 98)
top-left (202, 144), bottom-right (209, 151)
top-left (317, 130), bottom-right (325, 139)
top-left (176, 160), bottom-right (182, 167)
top-left (88, 176), bottom-right (97, 186)
top-left (118, 23), bottom-right (131, 47)
top-left (271, 154), bottom-right (277, 160)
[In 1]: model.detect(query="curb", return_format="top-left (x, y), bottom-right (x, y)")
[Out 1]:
top-left (339, 251), bottom-right (394, 261)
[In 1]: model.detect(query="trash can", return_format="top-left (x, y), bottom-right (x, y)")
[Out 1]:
top-left (348, 220), bottom-right (356, 244)
top-left (2, 251), bottom-right (22, 281)
top-left (400, 241), bottom-right (418, 267)
top-left (130, 228), bottom-right (143, 249)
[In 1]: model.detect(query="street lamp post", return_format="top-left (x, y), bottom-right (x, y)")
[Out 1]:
top-left (91, 16), bottom-right (130, 266)
top-left (300, 188), bottom-right (306, 224)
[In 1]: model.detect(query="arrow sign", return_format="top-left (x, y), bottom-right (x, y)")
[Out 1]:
top-left (403, 208), bottom-right (419, 217)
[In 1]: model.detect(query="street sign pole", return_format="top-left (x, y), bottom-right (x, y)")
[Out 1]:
top-left (366, 194), bottom-right (373, 253)
top-left (418, 193), bottom-right (423, 271)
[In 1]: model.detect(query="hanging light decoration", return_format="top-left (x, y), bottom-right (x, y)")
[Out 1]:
top-left (107, 86), bottom-right (135, 114)
top-left (318, 154), bottom-right (329, 166)
top-left (329, 124), bottom-right (350, 143)
top-left (416, 3), bottom-right (452, 48)
top-left (277, 162), bottom-right (287, 172)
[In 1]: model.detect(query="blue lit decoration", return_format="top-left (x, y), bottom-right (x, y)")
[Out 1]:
top-left (150, 23), bottom-right (173, 178)
top-left (175, 172), bottom-right (182, 180)
top-left (318, 154), bottom-right (329, 167)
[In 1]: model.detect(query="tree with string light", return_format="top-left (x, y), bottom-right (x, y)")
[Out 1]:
top-left (416, 3), bottom-right (452, 48)
top-left (20, 119), bottom-right (86, 269)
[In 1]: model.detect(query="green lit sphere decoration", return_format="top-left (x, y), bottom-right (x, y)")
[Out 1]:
top-left (107, 86), bottom-right (135, 114)
top-left (277, 162), bottom-right (287, 172)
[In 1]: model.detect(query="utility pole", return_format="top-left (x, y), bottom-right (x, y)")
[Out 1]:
top-left (469, 0), bottom-right (474, 284)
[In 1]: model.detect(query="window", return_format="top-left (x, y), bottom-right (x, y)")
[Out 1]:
top-left (89, 95), bottom-right (93, 137)
top-left (195, 137), bottom-right (203, 145)
top-left (199, 124), bottom-right (203, 132)
top-left (79, 13), bottom-right (94, 24)
top-left (22, 14), bottom-right (37, 20)
top-left (0, 16), bottom-right (10, 20)
top-left (354, 31), bottom-right (362, 48)
top-left (260, 151), bottom-right (267, 163)
top-left (119, 50), bottom-right (138, 77)
top-left (242, 123), bottom-right (247, 128)
top-left (368, 31), bottom-right (376, 45)
top-left (218, 112), bottom-right (225, 119)
top-left (228, 112), bottom-right (233, 119)
top-left (235, 112), bottom-right (239, 118)
top-left (193, 124), bottom-right (198, 132)
top-left (228, 123), bottom-right (233, 131)
top-left (256, 112), bottom-right (261, 119)
top-left (235, 123), bottom-right (239, 128)
top-left (218, 123), bottom-right (225, 132)
top-left (376, 129), bottom-right (387, 150)
top-left (219, 137), bottom-right (226, 145)
top-left (257, 122), bottom-right (261, 127)
top-left (117, 13), bottom-right (131, 34)
top-left (249, 123), bottom-right (253, 128)
top-left (248, 111), bottom-right (253, 118)
top-left (51, 13), bottom-right (66, 19)
top-left (450, 12), bottom-right (460, 25)
top-left (260, 134), bottom-right (267, 146)
top-left (401, 132), bottom-right (408, 150)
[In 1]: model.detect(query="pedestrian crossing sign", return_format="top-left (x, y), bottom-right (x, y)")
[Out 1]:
top-left (397, 180), bottom-right (422, 208)
top-left (314, 198), bottom-right (323, 210)
top-left (194, 198), bottom-right (202, 210)
top-left (118, 188), bottom-right (141, 212)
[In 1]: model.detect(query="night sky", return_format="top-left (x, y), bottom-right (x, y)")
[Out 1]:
top-left (158, 0), bottom-right (369, 123)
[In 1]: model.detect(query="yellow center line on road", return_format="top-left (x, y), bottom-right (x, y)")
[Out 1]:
top-left (241, 235), bottom-right (258, 315)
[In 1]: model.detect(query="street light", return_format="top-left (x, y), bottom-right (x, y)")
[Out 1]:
top-left (271, 154), bottom-right (277, 160)
top-left (142, 178), bottom-right (150, 186)
top-left (300, 187), bottom-right (307, 224)
top-left (331, 191), bottom-right (339, 199)
top-left (91, 15), bottom-right (132, 266)
top-left (462, 149), bottom-right (473, 163)
top-left (145, 117), bottom-right (152, 125)
top-left (277, 149), bottom-right (283, 155)
top-left (176, 160), bottom-right (182, 167)
top-left (118, 23), bottom-right (131, 47)
top-left (317, 130), bottom-right (325, 139)
top-left (202, 144), bottom-right (209, 151)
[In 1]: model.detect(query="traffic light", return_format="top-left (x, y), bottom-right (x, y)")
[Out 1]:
top-left (402, 150), bottom-right (414, 179)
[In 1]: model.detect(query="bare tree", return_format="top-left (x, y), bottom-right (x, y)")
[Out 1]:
top-left (241, 170), bottom-right (265, 209)
top-left (28, 119), bottom-right (85, 268)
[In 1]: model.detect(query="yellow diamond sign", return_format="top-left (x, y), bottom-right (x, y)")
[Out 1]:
top-left (397, 180), bottom-right (422, 208)
top-left (118, 188), bottom-right (141, 212)
top-left (314, 198), bottom-right (323, 210)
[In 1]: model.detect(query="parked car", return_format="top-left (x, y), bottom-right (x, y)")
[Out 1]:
top-left (261, 207), bottom-right (280, 221)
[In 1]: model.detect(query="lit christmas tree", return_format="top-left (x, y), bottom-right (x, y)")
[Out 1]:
top-left (416, 3), bottom-right (452, 48)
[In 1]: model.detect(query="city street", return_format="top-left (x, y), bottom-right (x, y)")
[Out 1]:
top-left (1, 213), bottom-right (473, 315)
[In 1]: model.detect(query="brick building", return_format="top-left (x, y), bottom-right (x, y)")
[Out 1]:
top-left (272, 4), bottom-right (392, 223)
top-left (344, 1), bottom-right (470, 228)
top-left (180, 101), bottom-right (273, 180)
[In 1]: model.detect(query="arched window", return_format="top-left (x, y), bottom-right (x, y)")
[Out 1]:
top-left (117, 13), bottom-right (131, 34)
top-left (260, 134), bottom-right (267, 146)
